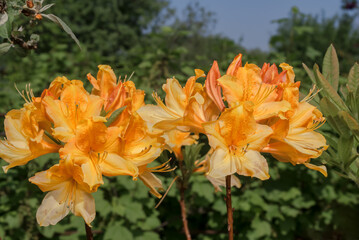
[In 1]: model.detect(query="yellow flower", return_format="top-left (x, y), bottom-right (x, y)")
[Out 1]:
top-left (29, 160), bottom-right (96, 226)
top-left (202, 102), bottom-right (273, 179)
top-left (163, 129), bottom-right (198, 160)
top-left (138, 70), bottom-right (219, 134)
top-left (0, 103), bottom-right (60, 172)
top-left (262, 101), bottom-right (328, 176)
top-left (1, 65), bottom-right (169, 227)
top-left (215, 57), bottom-right (291, 121)
top-left (195, 151), bottom-right (241, 192)
top-left (42, 80), bottom-right (104, 142)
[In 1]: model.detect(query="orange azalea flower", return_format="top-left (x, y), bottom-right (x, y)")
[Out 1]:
top-left (209, 55), bottom-right (291, 122)
top-left (202, 102), bottom-right (273, 179)
top-left (195, 151), bottom-right (241, 192)
top-left (163, 129), bottom-right (198, 160)
top-left (87, 65), bottom-right (145, 128)
top-left (1, 66), bottom-right (169, 227)
top-left (29, 160), bottom-right (96, 226)
top-left (42, 80), bottom-right (104, 142)
top-left (87, 65), bottom-right (126, 113)
top-left (138, 70), bottom-right (219, 134)
top-left (0, 95), bottom-right (60, 172)
top-left (262, 101), bottom-right (328, 176)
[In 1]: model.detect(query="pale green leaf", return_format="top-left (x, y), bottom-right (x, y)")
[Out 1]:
top-left (338, 136), bottom-right (354, 166)
top-left (315, 68), bottom-right (348, 111)
top-left (0, 24), bottom-right (8, 39)
top-left (0, 43), bottom-right (11, 55)
top-left (40, 3), bottom-right (55, 13)
top-left (319, 97), bottom-right (339, 117)
top-left (348, 63), bottom-right (359, 93)
top-left (41, 14), bottom-right (81, 49)
top-left (334, 114), bottom-right (351, 135)
top-left (302, 63), bottom-right (316, 85)
top-left (323, 44), bottom-right (339, 91)
top-left (0, 12), bottom-right (8, 26)
top-left (338, 111), bottom-right (359, 137)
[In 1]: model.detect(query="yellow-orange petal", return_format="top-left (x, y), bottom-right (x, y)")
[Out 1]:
top-left (138, 171), bottom-right (164, 198)
top-left (254, 100), bottom-right (291, 121)
top-left (226, 53), bottom-right (242, 76)
top-left (205, 61), bottom-right (225, 111)
top-left (206, 175), bottom-right (241, 192)
top-left (100, 153), bottom-right (139, 177)
top-left (303, 162), bottom-right (327, 177)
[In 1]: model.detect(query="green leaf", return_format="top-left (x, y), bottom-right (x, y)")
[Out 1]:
top-left (105, 106), bottom-right (126, 127)
top-left (136, 232), bottom-right (160, 240)
top-left (280, 205), bottom-right (300, 217)
top-left (0, 12), bottom-right (8, 26)
top-left (338, 136), bottom-right (354, 166)
top-left (346, 91), bottom-right (356, 114)
top-left (248, 217), bottom-right (271, 239)
top-left (40, 4), bottom-right (55, 13)
top-left (44, 130), bottom-right (64, 146)
top-left (348, 63), bottom-right (359, 93)
top-left (302, 63), bottom-right (316, 85)
top-left (0, 43), bottom-right (11, 55)
top-left (0, 24), bottom-right (8, 39)
top-left (332, 114), bottom-right (351, 136)
top-left (183, 143), bottom-right (204, 173)
top-left (124, 202), bottom-right (146, 223)
top-left (41, 14), bottom-right (81, 49)
top-left (338, 111), bottom-right (359, 137)
top-left (320, 97), bottom-right (339, 117)
top-left (104, 224), bottom-right (133, 240)
top-left (315, 68), bottom-right (348, 111)
top-left (323, 44), bottom-right (339, 91)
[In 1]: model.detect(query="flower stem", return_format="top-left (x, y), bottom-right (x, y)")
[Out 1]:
top-left (85, 222), bottom-right (93, 240)
top-left (226, 175), bottom-right (234, 240)
top-left (179, 160), bottom-right (192, 240)
top-left (179, 182), bottom-right (191, 240)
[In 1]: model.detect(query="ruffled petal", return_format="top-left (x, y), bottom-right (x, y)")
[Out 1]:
top-left (206, 175), bottom-right (241, 192)
top-left (100, 153), bottom-right (139, 177)
top-left (35, 185), bottom-right (71, 226)
top-left (73, 186), bottom-right (96, 226)
top-left (239, 150), bottom-right (270, 180)
top-left (138, 171), bottom-right (164, 198)
top-left (207, 148), bottom-right (234, 178)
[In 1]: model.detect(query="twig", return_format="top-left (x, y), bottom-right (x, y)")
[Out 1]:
top-left (10, 36), bottom-right (38, 50)
top-left (225, 175), bottom-right (234, 240)
top-left (180, 181), bottom-right (191, 240)
top-left (84, 222), bottom-right (93, 240)
top-left (178, 160), bottom-right (191, 240)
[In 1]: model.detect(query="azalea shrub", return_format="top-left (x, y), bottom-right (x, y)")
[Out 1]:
top-left (3, 50), bottom-right (358, 240)
top-left (1, 2), bottom-right (359, 239)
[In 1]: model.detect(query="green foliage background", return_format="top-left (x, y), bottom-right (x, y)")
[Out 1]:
top-left (1, 1), bottom-right (359, 239)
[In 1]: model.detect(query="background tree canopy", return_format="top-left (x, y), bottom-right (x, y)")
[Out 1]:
top-left (1, 1), bottom-right (359, 239)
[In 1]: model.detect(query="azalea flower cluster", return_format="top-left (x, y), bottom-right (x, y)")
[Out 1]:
top-left (139, 54), bottom-right (328, 188)
top-left (0, 53), bottom-right (328, 228)
top-left (0, 65), bottom-right (169, 226)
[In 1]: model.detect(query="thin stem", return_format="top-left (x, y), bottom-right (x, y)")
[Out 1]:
top-left (226, 175), bottom-right (234, 240)
top-left (85, 222), bottom-right (93, 240)
top-left (179, 160), bottom-right (192, 240)
top-left (180, 184), bottom-right (191, 240)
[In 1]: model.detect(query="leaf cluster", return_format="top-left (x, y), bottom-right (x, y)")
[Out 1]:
top-left (304, 45), bottom-right (359, 187)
